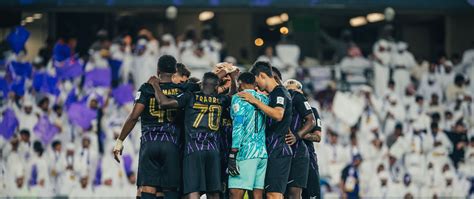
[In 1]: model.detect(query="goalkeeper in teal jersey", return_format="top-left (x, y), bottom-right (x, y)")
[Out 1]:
top-left (228, 72), bottom-right (269, 199)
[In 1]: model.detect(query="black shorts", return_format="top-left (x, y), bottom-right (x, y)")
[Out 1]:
top-left (288, 156), bottom-right (310, 188)
top-left (183, 150), bottom-right (222, 194)
top-left (264, 156), bottom-right (292, 193)
top-left (303, 157), bottom-right (321, 199)
top-left (137, 140), bottom-right (181, 189)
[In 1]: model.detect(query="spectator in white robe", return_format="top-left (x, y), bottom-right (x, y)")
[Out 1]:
top-left (372, 39), bottom-right (395, 97)
top-left (200, 28), bottom-right (222, 65)
top-left (392, 42), bottom-right (417, 97)
top-left (426, 122), bottom-right (453, 162)
top-left (388, 142), bottom-right (408, 183)
top-left (69, 166), bottom-right (94, 199)
top-left (132, 38), bottom-right (156, 90)
top-left (382, 94), bottom-right (406, 136)
top-left (418, 74), bottom-right (444, 103)
top-left (58, 143), bottom-right (81, 196)
top-left (256, 46), bottom-right (284, 71)
top-left (371, 170), bottom-right (393, 198)
top-left (5, 136), bottom-right (26, 187)
top-left (48, 140), bottom-right (63, 194)
top-left (446, 74), bottom-right (468, 103)
top-left (411, 59), bottom-right (429, 85)
top-left (458, 137), bottom-right (474, 177)
top-left (319, 130), bottom-right (351, 186)
top-left (77, 134), bottom-right (98, 185)
top-left (276, 38), bottom-right (301, 80)
top-left (443, 111), bottom-right (457, 132)
top-left (6, 165), bottom-right (30, 198)
top-left (18, 129), bottom-right (33, 162)
top-left (407, 96), bottom-right (430, 128)
top-left (181, 45), bottom-right (214, 79)
top-left (460, 41), bottom-right (474, 70)
top-left (50, 104), bottom-right (72, 144)
top-left (438, 61), bottom-right (456, 91)
top-left (439, 171), bottom-right (468, 198)
top-left (160, 34), bottom-right (180, 60)
top-left (94, 149), bottom-right (128, 197)
top-left (12, 96), bottom-right (38, 137)
top-left (426, 93), bottom-right (445, 118)
top-left (28, 141), bottom-right (53, 197)
top-left (110, 35), bottom-right (133, 83)
top-left (404, 122), bottom-right (429, 187)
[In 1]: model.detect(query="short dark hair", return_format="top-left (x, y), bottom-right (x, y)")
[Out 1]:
top-left (157, 55), bottom-right (177, 73)
top-left (250, 61), bottom-right (273, 77)
top-left (271, 67), bottom-right (282, 81)
top-left (19, 129), bottom-right (30, 137)
top-left (51, 140), bottom-right (61, 149)
top-left (202, 72), bottom-right (219, 84)
top-left (33, 141), bottom-right (44, 154)
top-left (238, 72), bottom-right (255, 84)
top-left (176, 63), bottom-right (191, 77)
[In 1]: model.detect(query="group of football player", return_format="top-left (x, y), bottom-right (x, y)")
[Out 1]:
top-left (113, 55), bottom-right (322, 199)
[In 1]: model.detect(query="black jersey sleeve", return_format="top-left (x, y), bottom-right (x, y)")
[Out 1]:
top-left (182, 82), bottom-right (201, 92)
top-left (312, 107), bottom-right (322, 131)
top-left (220, 95), bottom-right (231, 109)
top-left (293, 92), bottom-right (313, 117)
top-left (176, 92), bottom-right (192, 108)
top-left (269, 87), bottom-right (288, 109)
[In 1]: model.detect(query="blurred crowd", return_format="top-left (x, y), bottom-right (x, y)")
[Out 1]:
top-left (0, 24), bottom-right (473, 198)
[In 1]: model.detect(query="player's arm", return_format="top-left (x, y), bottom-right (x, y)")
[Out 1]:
top-left (238, 92), bottom-right (284, 121)
top-left (293, 93), bottom-right (316, 138)
top-left (229, 96), bottom-right (244, 176)
top-left (230, 97), bottom-right (245, 151)
top-left (148, 76), bottom-right (179, 108)
top-left (113, 103), bottom-right (144, 163)
top-left (227, 69), bottom-right (239, 96)
top-left (304, 108), bottom-right (322, 142)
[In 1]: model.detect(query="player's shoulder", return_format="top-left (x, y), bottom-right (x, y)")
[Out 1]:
top-left (180, 82), bottom-right (200, 92)
top-left (138, 83), bottom-right (153, 93)
top-left (254, 91), bottom-right (269, 102)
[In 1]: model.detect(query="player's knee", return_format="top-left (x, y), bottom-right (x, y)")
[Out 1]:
top-left (142, 186), bottom-right (157, 194)
top-left (266, 192), bottom-right (284, 199)
top-left (229, 189), bottom-right (245, 199)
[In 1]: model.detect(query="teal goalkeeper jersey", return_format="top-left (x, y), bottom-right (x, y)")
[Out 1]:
top-left (230, 89), bottom-right (269, 160)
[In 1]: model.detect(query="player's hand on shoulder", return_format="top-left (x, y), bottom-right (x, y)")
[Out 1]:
top-left (148, 76), bottom-right (160, 88)
top-left (238, 91), bottom-right (258, 105)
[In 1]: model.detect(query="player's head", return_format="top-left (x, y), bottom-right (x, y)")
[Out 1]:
top-left (283, 79), bottom-right (303, 91)
top-left (250, 61), bottom-right (275, 91)
top-left (201, 72), bottom-right (220, 95)
top-left (172, 63), bottom-right (191, 84)
top-left (157, 55), bottom-right (177, 75)
top-left (237, 72), bottom-right (256, 91)
top-left (271, 67), bottom-right (282, 83)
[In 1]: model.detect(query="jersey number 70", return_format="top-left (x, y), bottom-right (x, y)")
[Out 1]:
top-left (192, 103), bottom-right (222, 131)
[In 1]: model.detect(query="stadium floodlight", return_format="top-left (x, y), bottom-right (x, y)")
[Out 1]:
top-left (349, 16), bottom-right (367, 27)
top-left (33, 13), bottom-right (42, 19)
top-left (280, 27), bottom-right (289, 35)
top-left (25, 17), bottom-right (34, 23)
top-left (266, 15), bottom-right (283, 26)
top-left (199, 11), bottom-right (214, 21)
top-left (367, 13), bottom-right (385, 23)
top-left (254, 38), bottom-right (264, 46)
top-left (280, 13), bottom-right (289, 22)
